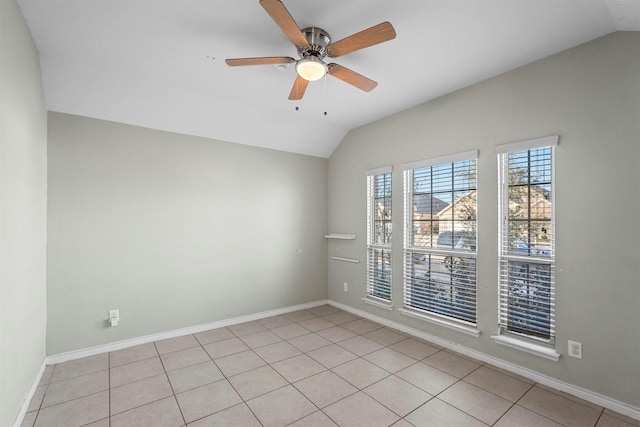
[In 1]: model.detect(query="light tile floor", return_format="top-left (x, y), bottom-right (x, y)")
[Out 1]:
top-left (22, 305), bottom-right (639, 427)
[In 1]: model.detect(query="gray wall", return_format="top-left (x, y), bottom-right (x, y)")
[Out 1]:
top-left (47, 113), bottom-right (328, 355)
top-left (328, 32), bottom-right (640, 407)
top-left (0, 0), bottom-right (48, 425)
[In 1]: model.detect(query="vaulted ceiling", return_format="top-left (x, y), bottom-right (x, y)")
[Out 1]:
top-left (18, 0), bottom-right (640, 157)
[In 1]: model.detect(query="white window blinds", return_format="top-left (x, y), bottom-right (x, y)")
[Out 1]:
top-left (402, 152), bottom-right (478, 326)
top-left (497, 136), bottom-right (557, 342)
top-left (366, 168), bottom-right (392, 303)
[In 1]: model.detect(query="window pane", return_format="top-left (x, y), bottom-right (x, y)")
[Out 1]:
top-left (499, 144), bottom-right (555, 341)
top-left (367, 171), bottom-right (392, 303)
top-left (502, 261), bottom-right (552, 339)
top-left (368, 248), bottom-right (392, 300)
top-left (372, 172), bottom-right (392, 245)
top-left (404, 157), bottom-right (477, 326)
top-left (405, 252), bottom-right (476, 324)
top-left (506, 149), bottom-right (552, 257)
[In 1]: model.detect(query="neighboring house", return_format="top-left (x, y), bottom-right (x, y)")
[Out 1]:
top-left (509, 185), bottom-right (552, 251)
top-left (436, 187), bottom-right (551, 245)
top-left (411, 194), bottom-right (448, 246)
top-left (435, 190), bottom-right (478, 234)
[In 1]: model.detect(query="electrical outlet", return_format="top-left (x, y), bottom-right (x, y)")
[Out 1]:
top-left (343, 282), bottom-right (348, 292)
top-left (568, 340), bottom-right (582, 359)
top-left (109, 309), bottom-right (120, 327)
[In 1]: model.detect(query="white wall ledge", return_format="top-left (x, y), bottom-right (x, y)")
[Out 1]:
top-left (325, 234), bottom-right (356, 240)
top-left (491, 334), bottom-right (561, 362)
top-left (331, 256), bottom-right (359, 263)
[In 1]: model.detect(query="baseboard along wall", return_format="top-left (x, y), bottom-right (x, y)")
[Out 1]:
top-left (14, 298), bottom-right (639, 426)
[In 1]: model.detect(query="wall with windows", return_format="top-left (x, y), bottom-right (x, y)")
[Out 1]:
top-left (328, 32), bottom-right (640, 407)
top-left (0, 0), bottom-right (48, 425)
top-left (47, 112), bottom-right (328, 355)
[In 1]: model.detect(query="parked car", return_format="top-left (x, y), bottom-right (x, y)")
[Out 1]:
top-left (435, 231), bottom-right (476, 271)
top-left (510, 237), bottom-right (551, 256)
top-left (436, 231), bottom-right (476, 251)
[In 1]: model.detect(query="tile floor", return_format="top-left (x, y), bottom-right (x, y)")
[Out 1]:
top-left (22, 305), bottom-right (639, 427)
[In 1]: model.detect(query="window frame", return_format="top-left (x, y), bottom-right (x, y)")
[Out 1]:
top-left (494, 135), bottom-right (559, 359)
top-left (365, 166), bottom-right (393, 306)
top-left (400, 151), bottom-right (480, 336)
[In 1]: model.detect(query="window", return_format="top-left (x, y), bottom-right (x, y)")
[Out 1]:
top-left (401, 152), bottom-right (478, 332)
top-left (366, 167), bottom-right (392, 303)
top-left (497, 136), bottom-right (557, 345)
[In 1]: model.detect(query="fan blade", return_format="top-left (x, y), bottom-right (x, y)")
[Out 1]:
top-left (328, 21), bottom-right (396, 57)
top-left (225, 57), bottom-right (295, 66)
top-left (328, 63), bottom-right (377, 92)
top-left (288, 75), bottom-right (309, 100)
top-left (260, 0), bottom-right (309, 48)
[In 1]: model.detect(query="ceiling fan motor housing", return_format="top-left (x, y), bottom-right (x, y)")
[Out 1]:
top-left (297, 27), bottom-right (331, 59)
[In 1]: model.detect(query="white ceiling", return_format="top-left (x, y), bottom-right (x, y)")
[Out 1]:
top-left (18, 0), bottom-right (640, 158)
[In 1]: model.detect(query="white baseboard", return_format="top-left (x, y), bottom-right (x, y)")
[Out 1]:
top-left (328, 299), bottom-right (640, 421)
top-left (46, 299), bottom-right (329, 365)
top-left (12, 359), bottom-right (47, 427)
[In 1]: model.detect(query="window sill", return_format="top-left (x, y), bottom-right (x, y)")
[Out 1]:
top-left (362, 297), bottom-right (393, 311)
top-left (491, 334), bottom-right (561, 361)
top-left (398, 308), bottom-right (480, 337)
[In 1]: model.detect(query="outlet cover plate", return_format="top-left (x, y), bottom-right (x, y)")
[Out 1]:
top-left (568, 340), bottom-right (582, 359)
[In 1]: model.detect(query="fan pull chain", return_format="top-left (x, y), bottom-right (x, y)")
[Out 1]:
top-left (295, 78), bottom-right (300, 111)
top-left (323, 74), bottom-right (328, 116)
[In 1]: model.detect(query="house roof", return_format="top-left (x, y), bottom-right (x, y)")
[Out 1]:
top-left (414, 194), bottom-right (449, 216)
top-left (17, 0), bottom-right (640, 157)
top-left (436, 187), bottom-right (550, 218)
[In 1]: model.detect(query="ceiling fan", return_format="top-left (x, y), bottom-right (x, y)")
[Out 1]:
top-left (225, 0), bottom-right (396, 100)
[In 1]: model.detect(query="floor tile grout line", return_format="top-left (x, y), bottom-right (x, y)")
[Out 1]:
top-left (534, 383), bottom-right (606, 412)
top-left (174, 314), bottom-right (385, 424)
top-left (195, 328), bottom-right (279, 425)
top-left (380, 391), bottom-right (450, 427)
top-left (429, 358), bottom-right (532, 425)
top-left (510, 381), bottom-right (600, 427)
top-left (359, 376), bottom-right (425, 420)
top-left (376, 337), bottom-right (486, 425)
top-left (29, 364), bottom-right (57, 427)
top-left (32, 388), bottom-right (108, 414)
top-left (108, 368), bottom-right (166, 390)
top-left (502, 401), bottom-right (567, 427)
top-left (107, 340), bottom-right (182, 419)
top-left (456, 375), bottom-right (528, 407)
top-left (283, 375), bottom-right (325, 424)
top-left (29, 364), bottom-right (55, 420)
top-left (406, 365), bottom-right (499, 426)
top-left (488, 388), bottom-right (527, 426)
top-left (437, 396), bottom-right (493, 426)
top-left (602, 410), bottom-right (640, 426)
top-left (47, 367), bottom-right (110, 385)
top-left (203, 314), bottom-right (326, 425)
top-left (154, 340), bottom-right (188, 427)
top-left (110, 394), bottom-right (182, 422)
